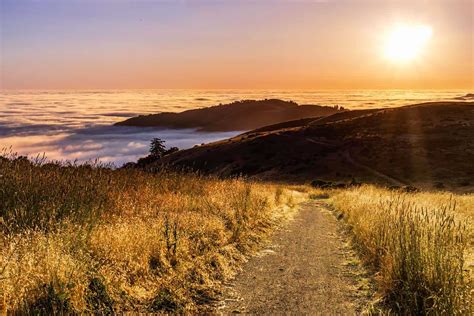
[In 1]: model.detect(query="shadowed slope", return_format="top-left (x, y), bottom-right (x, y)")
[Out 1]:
top-left (159, 102), bottom-right (474, 191)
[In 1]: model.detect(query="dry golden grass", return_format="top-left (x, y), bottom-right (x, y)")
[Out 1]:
top-left (0, 156), bottom-right (299, 313)
top-left (327, 185), bottom-right (473, 315)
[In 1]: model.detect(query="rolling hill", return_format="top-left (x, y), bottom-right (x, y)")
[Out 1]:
top-left (157, 101), bottom-right (474, 191)
top-left (115, 99), bottom-right (345, 132)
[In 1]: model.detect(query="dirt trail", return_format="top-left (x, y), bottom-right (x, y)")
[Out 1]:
top-left (343, 151), bottom-right (406, 186)
top-left (218, 201), bottom-right (368, 315)
top-left (305, 137), bottom-right (405, 186)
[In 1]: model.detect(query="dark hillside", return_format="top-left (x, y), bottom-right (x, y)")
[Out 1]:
top-left (158, 102), bottom-right (474, 191)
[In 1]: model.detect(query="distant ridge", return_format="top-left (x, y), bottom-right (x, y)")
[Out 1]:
top-left (454, 93), bottom-right (474, 100)
top-left (115, 99), bottom-right (345, 132)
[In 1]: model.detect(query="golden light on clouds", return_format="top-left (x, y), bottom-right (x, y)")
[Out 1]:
top-left (384, 24), bottom-right (433, 63)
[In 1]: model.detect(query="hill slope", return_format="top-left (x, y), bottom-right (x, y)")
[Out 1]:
top-left (159, 101), bottom-right (474, 191)
top-left (115, 99), bottom-right (344, 132)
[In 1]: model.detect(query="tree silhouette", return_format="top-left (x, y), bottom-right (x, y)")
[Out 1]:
top-left (149, 138), bottom-right (166, 158)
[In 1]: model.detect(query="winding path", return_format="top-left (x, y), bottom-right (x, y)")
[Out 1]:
top-left (218, 201), bottom-right (368, 314)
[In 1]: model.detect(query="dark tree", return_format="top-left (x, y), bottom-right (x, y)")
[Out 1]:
top-left (149, 138), bottom-right (166, 158)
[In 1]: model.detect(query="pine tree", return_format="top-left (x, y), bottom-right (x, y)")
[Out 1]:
top-left (149, 138), bottom-right (166, 158)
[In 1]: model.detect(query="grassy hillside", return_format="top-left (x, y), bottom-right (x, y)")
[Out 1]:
top-left (326, 185), bottom-right (473, 314)
top-left (159, 101), bottom-right (474, 191)
top-left (0, 155), bottom-right (299, 313)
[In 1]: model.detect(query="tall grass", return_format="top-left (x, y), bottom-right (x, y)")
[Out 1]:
top-left (330, 185), bottom-right (472, 314)
top-left (0, 155), bottom-right (298, 313)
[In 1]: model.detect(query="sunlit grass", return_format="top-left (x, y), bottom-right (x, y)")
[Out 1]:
top-left (0, 155), bottom-right (299, 313)
top-left (328, 185), bottom-right (472, 314)
top-left (2, 152), bottom-right (471, 314)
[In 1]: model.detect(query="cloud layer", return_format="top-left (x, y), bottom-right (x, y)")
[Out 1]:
top-left (1, 126), bottom-right (240, 166)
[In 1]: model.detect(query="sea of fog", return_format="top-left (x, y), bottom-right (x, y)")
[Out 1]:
top-left (0, 90), bottom-right (469, 166)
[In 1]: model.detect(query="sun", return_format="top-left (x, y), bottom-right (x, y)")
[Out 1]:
top-left (384, 24), bottom-right (432, 62)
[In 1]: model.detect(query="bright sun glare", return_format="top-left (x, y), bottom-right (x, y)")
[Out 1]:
top-left (384, 25), bottom-right (432, 62)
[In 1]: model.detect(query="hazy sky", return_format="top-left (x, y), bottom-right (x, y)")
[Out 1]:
top-left (1, 0), bottom-right (472, 90)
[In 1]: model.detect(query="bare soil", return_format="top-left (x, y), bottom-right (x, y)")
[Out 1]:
top-left (217, 201), bottom-right (370, 315)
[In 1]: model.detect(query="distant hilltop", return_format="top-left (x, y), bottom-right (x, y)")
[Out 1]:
top-left (115, 99), bottom-right (345, 132)
top-left (454, 93), bottom-right (474, 100)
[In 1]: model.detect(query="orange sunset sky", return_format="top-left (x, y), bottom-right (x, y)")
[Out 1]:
top-left (1, 0), bottom-right (473, 90)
